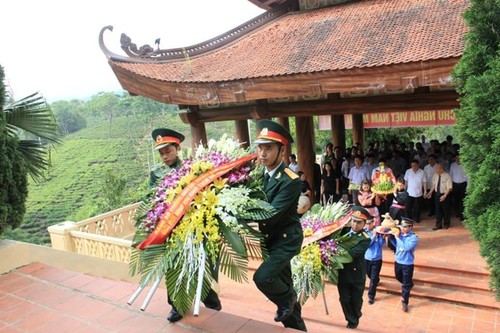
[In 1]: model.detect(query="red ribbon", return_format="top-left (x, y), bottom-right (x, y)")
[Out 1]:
top-left (301, 212), bottom-right (353, 248)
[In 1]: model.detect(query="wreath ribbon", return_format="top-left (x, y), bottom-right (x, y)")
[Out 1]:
top-left (301, 212), bottom-right (353, 248)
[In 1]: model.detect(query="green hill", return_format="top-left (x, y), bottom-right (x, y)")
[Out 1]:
top-left (5, 111), bottom-right (237, 245)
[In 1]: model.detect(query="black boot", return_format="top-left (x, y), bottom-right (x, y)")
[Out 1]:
top-left (167, 307), bottom-right (183, 322)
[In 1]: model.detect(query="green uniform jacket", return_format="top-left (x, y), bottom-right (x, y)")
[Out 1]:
top-left (259, 163), bottom-right (303, 249)
top-left (338, 227), bottom-right (371, 284)
top-left (149, 159), bottom-right (182, 189)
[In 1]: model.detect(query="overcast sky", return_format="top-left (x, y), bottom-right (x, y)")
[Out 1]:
top-left (0, 0), bottom-right (264, 102)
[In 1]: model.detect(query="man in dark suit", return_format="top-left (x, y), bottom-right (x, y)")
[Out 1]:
top-left (253, 119), bottom-right (307, 332)
top-left (337, 206), bottom-right (371, 329)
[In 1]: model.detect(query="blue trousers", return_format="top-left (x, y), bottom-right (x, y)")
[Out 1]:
top-left (394, 262), bottom-right (414, 304)
top-left (365, 259), bottom-right (382, 300)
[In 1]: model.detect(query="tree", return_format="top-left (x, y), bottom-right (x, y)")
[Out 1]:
top-left (4, 91), bottom-right (60, 180)
top-left (452, 0), bottom-right (500, 299)
top-left (51, 100), bottom-right (87, 135)
top-left (0, 65), bottom-right (28, 234)
top-left (94, 170), bottom-right (127, 214)
top-left (87, 92), bottom-right (120, 136)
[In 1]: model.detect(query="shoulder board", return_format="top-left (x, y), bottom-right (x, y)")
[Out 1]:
top-left (152, 163), bottom-right (163, 170)
top-left (362, 231), bottom-right (370, 238)
top-left (284, 168), bottom-right (299, 180)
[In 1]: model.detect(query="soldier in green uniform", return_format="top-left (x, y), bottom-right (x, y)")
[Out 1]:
top-left (253, 120), bottom-right (307, 332)
top-left (149, 128), bottom-right (184, 188)
top-left (337, 206), bottom-right (372, 329)
top-left (149, 128), bottom-right (221, 322)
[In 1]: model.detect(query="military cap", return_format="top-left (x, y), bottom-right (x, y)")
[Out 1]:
top-left (151, 128), bottom-right (185, 150)
top-left (351, 206), bottom-right (373, 222)
top-left (399, 217), bottom-right (416, 227)
top-left (254, 119), bottom-right (293, 146)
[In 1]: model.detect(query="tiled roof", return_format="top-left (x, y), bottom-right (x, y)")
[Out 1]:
top-left (110, 0), bottom-right (468, 83)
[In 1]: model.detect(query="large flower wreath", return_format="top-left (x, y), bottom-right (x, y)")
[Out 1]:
top-left (291, 201), bottom-right (363, 305)
top-left (129, 135), bottom-right (273, 315)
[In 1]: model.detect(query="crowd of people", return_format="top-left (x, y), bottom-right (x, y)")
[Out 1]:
top-left (295, 134), bottom-right (468, 229)
top-left (287, 134), bottom-right (467, 327)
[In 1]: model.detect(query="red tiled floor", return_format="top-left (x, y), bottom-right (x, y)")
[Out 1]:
top-left (0, 214), bottom-right (498, 333)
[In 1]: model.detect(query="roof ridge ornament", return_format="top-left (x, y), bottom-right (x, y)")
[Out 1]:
top-left (120, 33), bottom-right (155, 58)
top-left (98, 3), bottom-right (290, 63)
top-left (99, 26), bottom-right (151, 63)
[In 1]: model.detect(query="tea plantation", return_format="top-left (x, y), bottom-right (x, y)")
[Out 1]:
top-left (4, 112), bottom-right (237, 245)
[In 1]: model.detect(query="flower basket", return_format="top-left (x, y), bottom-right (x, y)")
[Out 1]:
top-left (291, 201), bottom-right (356, 305)
top-left (128, 135), bottom-right (274, 315)
top-left (371, 183), bottom-right (397, 195)
top-left (371, 166), bottom-right (396, 195)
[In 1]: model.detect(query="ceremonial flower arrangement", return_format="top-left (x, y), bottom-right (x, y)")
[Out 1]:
top-left (371, 165), bottom-right (396, 195)
top-left (291, 201), bottom-right (361, 305)
top-left (129, 135), bottom-right (274, 315)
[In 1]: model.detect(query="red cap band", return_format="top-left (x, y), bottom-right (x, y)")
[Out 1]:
top-left (155, 135), bottom-right (181, 147)
top-left (257, 130), bottom-right (289, 145)
top-left (352, 210), bottom-right (368, 220)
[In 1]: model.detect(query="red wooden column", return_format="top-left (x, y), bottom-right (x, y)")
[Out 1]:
top-left (331, 115), bottom-right (346, 150)
top-left (235, 119), bottom-right (250, 149)
top-left (277, 117), bottom-right (291, 163)
top-left (191, 121), bottom-right (207, 148)
top-left (352, 114), bottom-right (364, 151)
top-left (295, 115), bottom-right (316, 203)
top-left (179, 105), bottom-right (207, 148)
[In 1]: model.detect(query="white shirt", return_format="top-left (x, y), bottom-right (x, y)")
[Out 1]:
top-left (404, 168), bottom-right (426, 197)
top-left (449, 162), bottom-right (468, 183)
top-left (424, 163), bottom-right (436, 189)
top-left (266, 162), bottom-right (283, 179)
top-left (363, 161), bottom-right (377, 178)
top-left (341, 159), bottom-right (352, 178)
top-left (288, 162), bottom-right (299, 173)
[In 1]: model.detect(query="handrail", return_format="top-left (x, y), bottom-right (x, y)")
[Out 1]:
top-left (48, 202), bottom-right (141, 263)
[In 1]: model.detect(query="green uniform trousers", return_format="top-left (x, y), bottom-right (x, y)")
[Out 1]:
top-left (337, 281), bottom-right (365, 326)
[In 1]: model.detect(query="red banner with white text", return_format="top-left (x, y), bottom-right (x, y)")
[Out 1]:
top-left (319, 110), bottom-right (456, 130)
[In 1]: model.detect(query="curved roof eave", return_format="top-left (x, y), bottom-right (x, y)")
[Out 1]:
top-left (99, 4), bottom-right (289, 64)
top-left (102, 0), bottom-right (468, 84)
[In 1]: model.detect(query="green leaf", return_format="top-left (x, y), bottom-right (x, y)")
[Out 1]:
top-left (219, 242), bottom-right (248, 283)
top-left (165, 259), bottom-right (212, 315)
top-left (219, 220), bottom-right (247, 258)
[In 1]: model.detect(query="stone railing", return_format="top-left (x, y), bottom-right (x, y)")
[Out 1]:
top-left (48, 202), bottom-right (141, 263)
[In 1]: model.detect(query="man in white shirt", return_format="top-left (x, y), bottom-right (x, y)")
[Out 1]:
top-left (363, 153), bottom-right (378, 178)
top-left (348, 155), bottom-right (370, 205)
top-left (404, 160), bottom-right (427, 223)
top-left (423, 154), bottom-right (437, 216)
top-left (420, 134), bottom-right (430, 151)
top-left (341, 154), bottom-right (353, 203)
top-left (288, 154), bottom-right (299, 173)
top-left (449, 153), bottom-right (468, 221)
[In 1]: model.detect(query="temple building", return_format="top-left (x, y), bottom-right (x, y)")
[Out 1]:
top-left (99, 0), bottom-right (469, 196)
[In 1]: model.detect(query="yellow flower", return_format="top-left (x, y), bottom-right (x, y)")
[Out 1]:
top-left (200, 161), bottom-right (213, 172)
top-left (303, 228), bottom-right (313, 237)
top-left (204, 189), bottom-right (219, 206)
top-left (190, 161), bottom-right (214, 175)
top-left (179, 173), bottom-right (196, 187)
top-left (212, 178), bottom-right (228, 191)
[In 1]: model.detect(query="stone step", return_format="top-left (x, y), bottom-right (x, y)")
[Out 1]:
top-left (382, 258), bottom-right (491, 282)
top-left (377, 264), bottom-right (492, 296)
top-left (249, 259), bottom-right (497, 310)
top-left (373, 279), bottom-right (499, 310)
